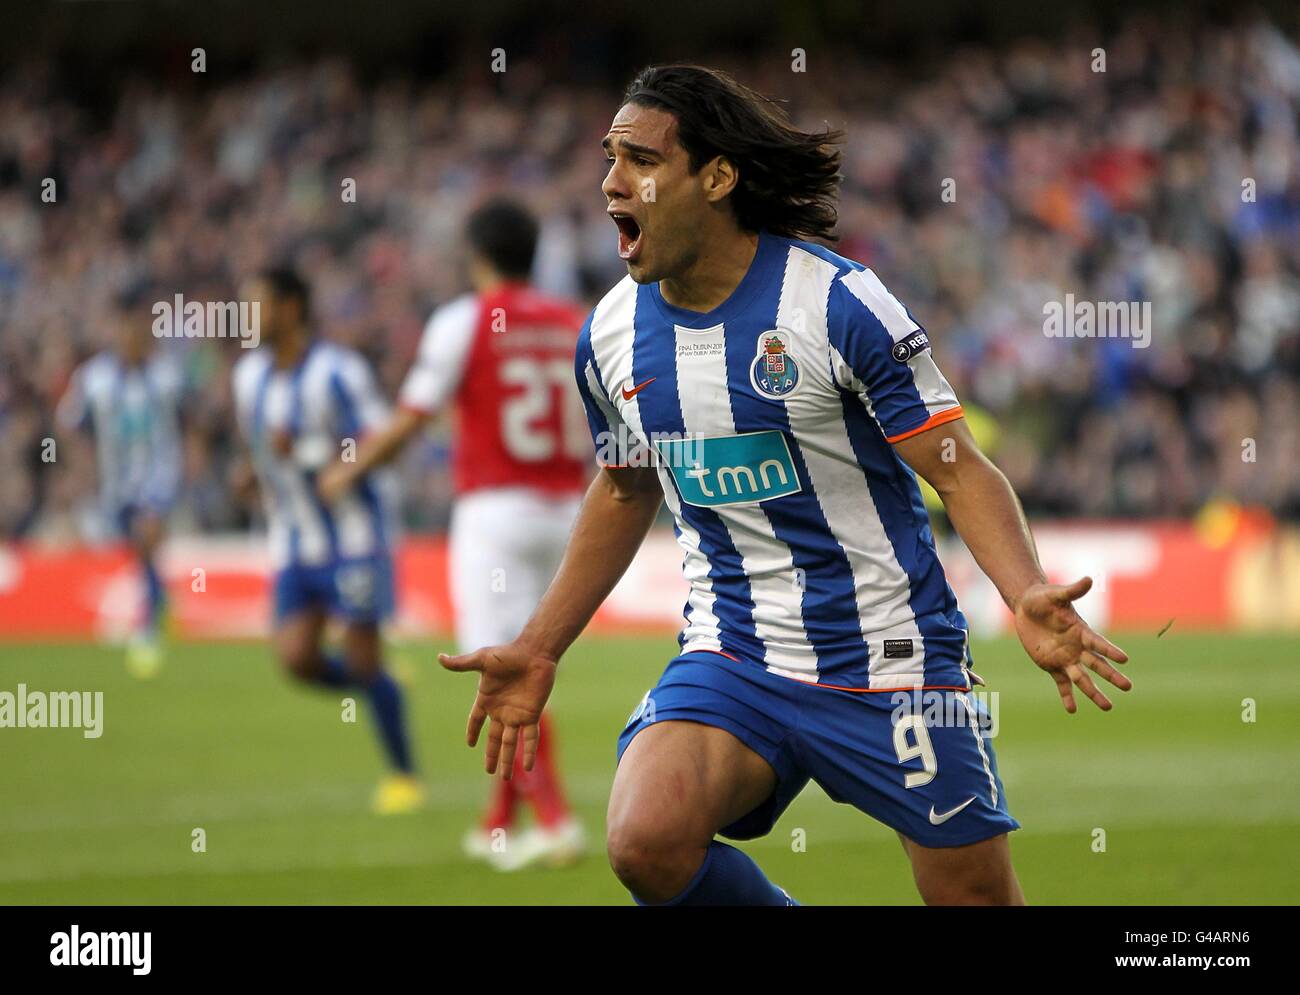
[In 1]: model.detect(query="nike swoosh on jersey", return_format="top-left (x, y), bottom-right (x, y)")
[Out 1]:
top-left (928, 797), bottom-right (976, 825)
top-left (621, 377), bottom-right (656, 400)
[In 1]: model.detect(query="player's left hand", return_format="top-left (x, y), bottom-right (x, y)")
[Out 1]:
top-left (438, 642), bottom-right (558, 779)
top-left (1013, 576), bottom-right (1131, 713)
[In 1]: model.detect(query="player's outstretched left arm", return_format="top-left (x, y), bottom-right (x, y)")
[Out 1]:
top-left (894, 419), bottom-right (1132, 713)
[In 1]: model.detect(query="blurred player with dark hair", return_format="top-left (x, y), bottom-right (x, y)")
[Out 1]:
top-left (440, 65), bottom-right (1132, 905)
top-left (233, 267), bottom-right (422, 815)
top-left (321, 200), bottom-right (587, 870)
top-left (57, 286), bottom-right (186, 678)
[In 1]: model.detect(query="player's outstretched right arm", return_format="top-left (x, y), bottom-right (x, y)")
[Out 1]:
top-left (439, 464), bottom-right (661, 777)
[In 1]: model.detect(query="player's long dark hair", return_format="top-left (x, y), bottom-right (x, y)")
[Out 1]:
top-left (622, 64), bottom-right (843, 241)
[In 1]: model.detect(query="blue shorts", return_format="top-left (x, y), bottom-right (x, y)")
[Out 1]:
top-left (616, 652), bottom-right (1019, 849)
top-left (273, 555), bottom-right (395, 626)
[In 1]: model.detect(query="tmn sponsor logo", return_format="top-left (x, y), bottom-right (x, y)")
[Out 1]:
top-left (1042, 294), bottom-right (1151, 349)
top-left (656, 430), bottom-right (801, 508)
top-left (152, 294), bottom-right (260, 348)
top-left (0, 684), bottom-right (103, 739)
top-left (50, 926), bottom-right (151, 976)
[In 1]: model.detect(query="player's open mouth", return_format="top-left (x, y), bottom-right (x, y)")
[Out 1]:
top-left (609, 211), bottom-right (643, 262)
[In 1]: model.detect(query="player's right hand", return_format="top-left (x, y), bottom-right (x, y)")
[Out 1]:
top-left (438, 643), bottom-right (558, 779)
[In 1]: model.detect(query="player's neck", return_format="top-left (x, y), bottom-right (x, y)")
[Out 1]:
top-left (658, 227), bottom-right (759, 314)
top-left (474, 274), bottom-right (511, 295)
top-left (272, 327), bottom-right (311, 369)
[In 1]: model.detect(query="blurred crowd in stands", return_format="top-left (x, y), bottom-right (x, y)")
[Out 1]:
top-left (1, 13), bottom-right (1297, 541)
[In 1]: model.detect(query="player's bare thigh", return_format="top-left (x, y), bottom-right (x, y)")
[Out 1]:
top-left (340, 621), bottom-right (382, 681)
top-left (606, 719), bottom-right (777, 903)
top-left (273, 609), bottom-right (327, 680)
top-left (898, 831), bottom-right (1026, 906)
top-left (273, 611), bottom-right (381, 682)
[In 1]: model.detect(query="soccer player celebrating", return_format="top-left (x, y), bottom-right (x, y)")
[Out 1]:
top-left (439, 66), bottom-right (1133, 905)
top-left (233, 267), bottom-right (421, 815)
top-left (57, 286), bottom-right (186, 679)
top-left (319, 201), bottom-right (586, 870)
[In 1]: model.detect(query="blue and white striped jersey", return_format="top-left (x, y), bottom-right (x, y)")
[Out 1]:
top-left (576, 231), bottom-right (973, 691)
top-left (233, 340), bottom-right (397, 569)
top-left (57, 350), bottom-right (186, 515)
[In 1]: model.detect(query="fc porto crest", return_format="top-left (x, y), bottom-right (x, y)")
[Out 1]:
top-left (749, 330), bottom-right (801, 399)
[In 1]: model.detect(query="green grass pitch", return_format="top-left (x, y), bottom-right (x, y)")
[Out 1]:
top-left (0, 632), bottom-right (1295, 904)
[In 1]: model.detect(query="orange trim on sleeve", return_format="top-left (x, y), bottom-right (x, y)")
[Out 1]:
top-left (884, 405), bottom-right (964, 444)
top-left (699, 649), bottom-right (741, 664)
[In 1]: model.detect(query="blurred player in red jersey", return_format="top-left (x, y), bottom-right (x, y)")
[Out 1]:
top-left (320, 199), bottom-right (587, 870)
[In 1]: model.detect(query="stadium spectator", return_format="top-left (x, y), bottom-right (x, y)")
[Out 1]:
top-left (1, 16), bottom-right (1297, 540)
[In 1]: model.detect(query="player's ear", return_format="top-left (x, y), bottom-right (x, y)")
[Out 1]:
top-left (702, 155), bottom-right (740, 204)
